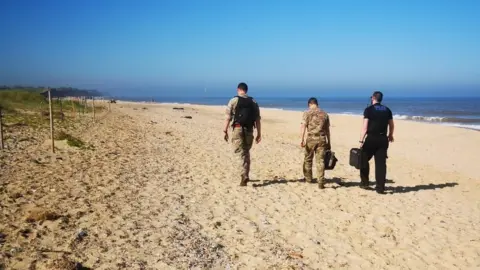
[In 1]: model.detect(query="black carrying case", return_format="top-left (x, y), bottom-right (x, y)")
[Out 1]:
top-left (324, 150), bottom-right (338, 170)
top-left (349, 148), bottom-right (362, 169)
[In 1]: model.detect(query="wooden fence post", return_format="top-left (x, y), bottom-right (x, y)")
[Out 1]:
top-left (48, 89), bottom-right (55, 153)
top-left (0, 106), bottom-right (4, 150)
top-left (77, 97), bottom-right (81, 117)
top-left (59, 98), bottom-right (64, 121)
top-left (71, 98), bottom-right (76, 119)
top-left (92, 97), bottom-right (96, 122)
top-left (83, 97), bottom-right (86, 115)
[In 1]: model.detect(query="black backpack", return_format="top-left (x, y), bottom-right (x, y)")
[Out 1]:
top-left (233, 96), bottom-right (258, 129)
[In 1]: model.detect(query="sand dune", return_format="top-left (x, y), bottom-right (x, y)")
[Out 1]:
top-left (1, 102), bottom-right (479, 269)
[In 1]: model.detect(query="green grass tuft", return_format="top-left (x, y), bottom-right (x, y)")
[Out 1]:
top-left (55, 131), bottom-right (85, 148)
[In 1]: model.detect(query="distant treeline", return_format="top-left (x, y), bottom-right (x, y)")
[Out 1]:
top-left (0, 86), bottom-right (106, 97)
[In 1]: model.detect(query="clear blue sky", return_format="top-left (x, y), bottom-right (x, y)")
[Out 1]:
top-left (1, 0), bottom-right (479, 97)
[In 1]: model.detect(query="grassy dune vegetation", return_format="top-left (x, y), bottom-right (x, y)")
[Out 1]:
top-left (0, 89), bottom-right (104, 148)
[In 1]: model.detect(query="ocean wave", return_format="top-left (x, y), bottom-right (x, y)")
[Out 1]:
top-left (263, 107), bottom-right (285, 111)
top-left (440, 123), bottom-right (480, 131)
top-left (157, 102), bottom-right (193, 106)
top-left (338, 112), bottom-right (362, 116)
top-left (393, 114), bottom-right (480, 124)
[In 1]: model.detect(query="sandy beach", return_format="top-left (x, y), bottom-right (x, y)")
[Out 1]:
top-left (1, 101), bottom-right (480, 269)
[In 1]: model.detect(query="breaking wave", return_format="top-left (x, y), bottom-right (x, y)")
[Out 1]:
top-left (393, 114), bottom-right (480, 124)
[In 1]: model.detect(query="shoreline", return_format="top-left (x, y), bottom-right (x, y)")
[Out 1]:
top-left (117, 100), bottom-right (480, 131)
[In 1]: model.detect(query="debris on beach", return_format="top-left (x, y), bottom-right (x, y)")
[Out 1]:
top-left (25, 208), bottom-right (61, 223)
top-left (288, 251), bottom-right (304, 259)
top-left (182, 116), bottom-right (193, 119)
top-left (173, 107), bottom-right (184, 110)
top-left (0, 232), bottom-right (6, 244)
top-left (48, 254), bottom-right (92, 270)
top-left (76, 229), bottom-right (88, 242)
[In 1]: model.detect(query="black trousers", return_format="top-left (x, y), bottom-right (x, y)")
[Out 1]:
top-left (360, 135), bottom-right (389, 191)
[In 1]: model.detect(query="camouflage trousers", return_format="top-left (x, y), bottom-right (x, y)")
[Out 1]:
top-left (303, 136), bottom-right (327, 184)
top-left (232, 127), bottom-right (254, 179)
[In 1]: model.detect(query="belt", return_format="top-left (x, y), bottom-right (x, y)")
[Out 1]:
top-left (367, 133), bottom-right (387, 137)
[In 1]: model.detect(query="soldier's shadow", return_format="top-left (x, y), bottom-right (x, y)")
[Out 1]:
top-left (251, 177), bottom-right (346, 188)
top-left (251, 178), bottom-right (458, 194)
top-left (332, 179), bottom-right (458, 194)
top-left (332, 178), bottom-right (395, 188)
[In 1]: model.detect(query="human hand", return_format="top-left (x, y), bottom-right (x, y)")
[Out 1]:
top-left (256, 134), bottom-right (262, 144)
top-left (224, 131), bottom-right (229, 142)
top-left (301, 141), bottom-right (305, 148)
top-left (388, 135), bottom-right (394, 142)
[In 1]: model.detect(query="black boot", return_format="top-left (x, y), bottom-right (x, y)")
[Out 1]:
top-left (240, 177), bottom-right (249, 186)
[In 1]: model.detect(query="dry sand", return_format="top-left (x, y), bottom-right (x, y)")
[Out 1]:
top-left (1, 102), bottom-right (479, 269)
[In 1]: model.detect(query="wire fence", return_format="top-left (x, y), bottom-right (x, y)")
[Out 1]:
top-left (0, 89), bottom-right (113, 153)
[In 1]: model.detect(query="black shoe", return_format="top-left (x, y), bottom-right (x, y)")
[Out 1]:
top-left (376, 189), bottom-right (386, 194)
top-left (360, 181), bottom-right (369, 187)
top-left (240, 177), bottom-right (249, 186)
top-left (318, 184), bottom-right (325, 189)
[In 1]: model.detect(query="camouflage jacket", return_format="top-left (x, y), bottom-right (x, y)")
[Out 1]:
top-left (302, 108), bottom-right (330, 138)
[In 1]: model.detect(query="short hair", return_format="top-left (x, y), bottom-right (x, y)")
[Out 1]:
top-left (308, 97), bottom-right (318, 105)
top-left (372, 91), bottom-right (383, 102)
top-left (237, 82), bottom-right (248, 92)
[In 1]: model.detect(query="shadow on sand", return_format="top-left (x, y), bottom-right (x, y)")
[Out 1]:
top-left (385, 182), bottom-right (458, 194)
top-left (252, 178), bottom-right (458, 194)
top-left (251, 177), bottom-right (348, 188)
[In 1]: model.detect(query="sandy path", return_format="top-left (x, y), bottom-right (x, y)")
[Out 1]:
top-left (1, 102), bottom-right (479, 269)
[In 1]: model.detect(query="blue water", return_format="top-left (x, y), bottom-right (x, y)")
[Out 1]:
top-left (120, 96), bottom-right (480, 130)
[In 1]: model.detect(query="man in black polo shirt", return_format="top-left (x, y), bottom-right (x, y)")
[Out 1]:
top-left (359, 91), bottom-right (395, 194)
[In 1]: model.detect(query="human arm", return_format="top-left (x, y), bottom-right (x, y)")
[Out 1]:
top-left (388, 120), bottom-right (394, 142)
top-left (223, 119), bottom-right (230, 142)
top-left (326, 127), bottom-right (331, 150)
top-left (223, 98), bottom-right (235, 141)
top-left (255, 119), bottom-right (262, 143)
top-left (254, 101), bottom-right (262, 143)
top-left (388, 112), bottom-right (394, 143)
top-left (360, 108), bottom-right (369, 147)
top-left (300, 111), bottom-right (308, 147)
top-left (325, 115), bottom-right (331, 149)
top-left (360, 119), bottom-right (368, 144)
top-left (387, 108), bottom-right (394, 142)
top-left (300, 123), bottom-right (307, 147)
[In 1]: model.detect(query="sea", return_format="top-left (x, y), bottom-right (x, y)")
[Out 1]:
top-left (120, 96), bottom-right (480, 131)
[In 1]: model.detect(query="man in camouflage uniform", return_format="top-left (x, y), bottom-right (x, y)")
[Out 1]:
top-left (300, 97), bottom-right (331, 189)
top-left (223, 82), bottom-right (262, 186)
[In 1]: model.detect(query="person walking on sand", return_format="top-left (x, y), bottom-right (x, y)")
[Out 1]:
top-left (359, 91), bottom-right (395, 194)
top-left (300, 97), bottom-right (331, 189)
top-left (223, 82), bottom-right (262, 186)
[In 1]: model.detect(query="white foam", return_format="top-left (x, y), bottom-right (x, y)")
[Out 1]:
top-left (441, 123), bottom-right (480, 131)
top-left (157, 102), bottom-right (193, 106)
top-left (394, 114), bottom-right (446, 122)
top-left (263, 107), bottom-right (285, 111)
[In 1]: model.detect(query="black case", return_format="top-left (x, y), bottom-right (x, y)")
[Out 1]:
top-left (349, 148), bottom-right (362, 169)
top-left (324, 150), bottom-right (338, 170)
